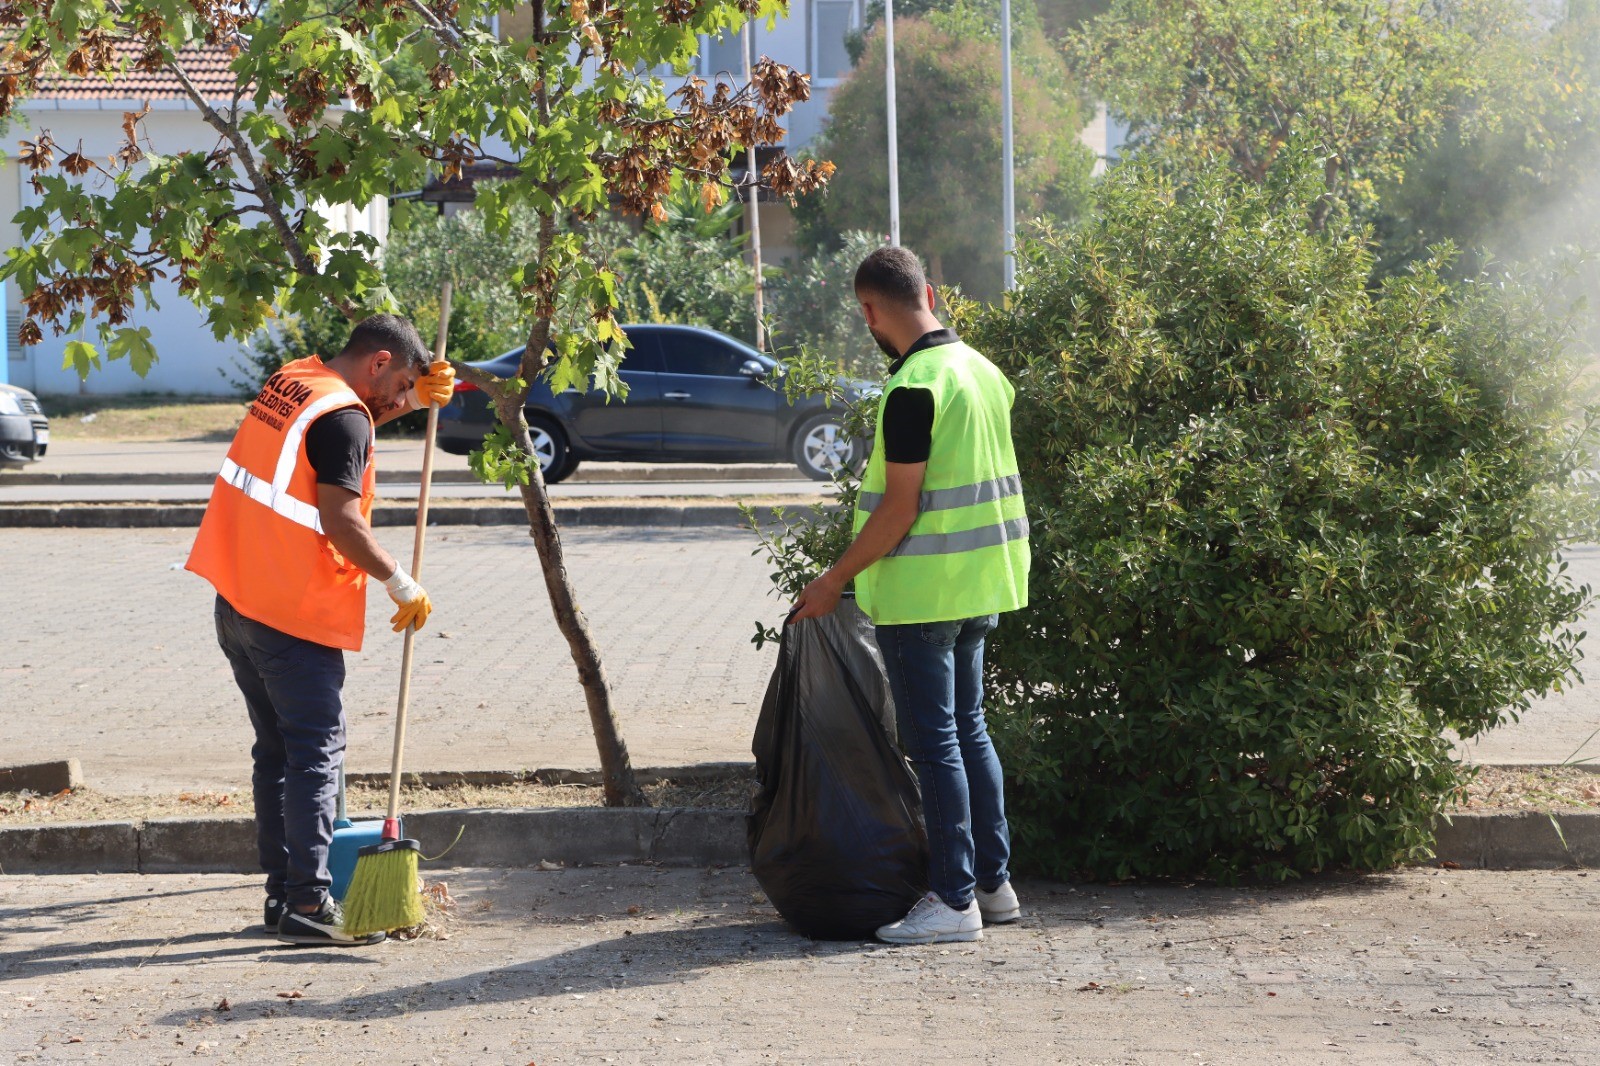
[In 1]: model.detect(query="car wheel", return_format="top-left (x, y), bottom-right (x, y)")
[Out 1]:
top-left (792, 413), bottom-right (862, 481)
top-left (526, 415), bottom-right (578, 485)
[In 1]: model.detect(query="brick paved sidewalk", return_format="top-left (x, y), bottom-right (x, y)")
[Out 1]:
top-left (2, 867), bottom-right (1597, 1064)
top-left (5, 529), bottom-right (1599, 794)
top-left (5, 526), bottom-right (784, 793)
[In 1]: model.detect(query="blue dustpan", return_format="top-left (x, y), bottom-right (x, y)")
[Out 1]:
top-left (329, 765), bottom-right (393, 901)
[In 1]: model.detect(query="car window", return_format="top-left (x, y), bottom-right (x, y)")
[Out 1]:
top-left (613, 331), bottom-right (663, 373)
top-left (658, 333), bottom-right (747, 377)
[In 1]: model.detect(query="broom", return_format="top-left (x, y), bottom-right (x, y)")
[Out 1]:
top-left (341, 282), bottom-right (453, 938)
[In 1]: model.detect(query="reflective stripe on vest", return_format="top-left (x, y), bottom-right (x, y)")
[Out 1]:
top-left (858, 472), bottom-right (1024, 515)
top-left (887, 515), bottom-right (1031, 558)
top-left (218, 457), bottom-right (324, 532)
top-left (214, 390), bottom-right (364, 535)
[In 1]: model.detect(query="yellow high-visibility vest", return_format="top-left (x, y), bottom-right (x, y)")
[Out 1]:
top-left (853, 340), bottom-right (1030, 625)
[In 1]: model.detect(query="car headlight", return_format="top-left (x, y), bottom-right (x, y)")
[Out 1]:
top-left (0, 393), bottom-right (22, 416)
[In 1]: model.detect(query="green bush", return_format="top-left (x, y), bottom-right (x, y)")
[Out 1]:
top-left (764, 230), bottom-right (886, 378)
top-left (585, 194), bottom-right (758, 342)
top-left (751, 157), bottom-right (1597, 880)
top-left (384, 201), bottom-right (545, 365)
top-left (953, 159), bottom-right (1596, 880)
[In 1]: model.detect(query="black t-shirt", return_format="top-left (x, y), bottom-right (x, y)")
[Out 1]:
top-left (880, 328), bottom-right (960, 464)
top-left (304, 407), bottom-right (372, 494)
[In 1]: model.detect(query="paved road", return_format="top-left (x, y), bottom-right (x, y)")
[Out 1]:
top-left (8, 439), bottom-right (808, 483)
top-left (5, 528), bottom-right (1598, 795)
top-left (5, 526), bottom-right (785, 793)
top-left (2, 867), bottom-right (1597, 1064)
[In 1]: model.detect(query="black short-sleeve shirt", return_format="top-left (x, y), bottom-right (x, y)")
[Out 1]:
top-left (880, 328), bottom-right (960, 464)
top-left (304, 407), bottom-right (372, 495)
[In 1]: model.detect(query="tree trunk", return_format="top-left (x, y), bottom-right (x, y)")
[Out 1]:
top-left (491, 391), bottom-right (647, 807)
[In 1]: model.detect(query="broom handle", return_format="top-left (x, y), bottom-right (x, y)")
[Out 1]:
top-left (384, 281), bottom-right (452, 829)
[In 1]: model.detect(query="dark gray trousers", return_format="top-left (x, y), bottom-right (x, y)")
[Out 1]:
top-left (214, 595), bottom-right (346, 909)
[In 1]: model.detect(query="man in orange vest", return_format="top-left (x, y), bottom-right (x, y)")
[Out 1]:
top-left (188, 314), bottom-right (454, 947)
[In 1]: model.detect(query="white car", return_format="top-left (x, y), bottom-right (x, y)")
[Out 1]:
top-left (0, 384), bottom-right (49, 468)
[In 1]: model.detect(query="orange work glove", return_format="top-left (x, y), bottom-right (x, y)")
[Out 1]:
top-left (383, 567), bottom-right (433, 633)
top-left (407, 360), bottom-right (457, 409)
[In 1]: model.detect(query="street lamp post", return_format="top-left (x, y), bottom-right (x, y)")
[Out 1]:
top-left (885, 0), bottom-right (900, 246)
top-left (1000, 0), bottom-right (1016, 291)
top-left (744, 20), bottom-right (766, 351)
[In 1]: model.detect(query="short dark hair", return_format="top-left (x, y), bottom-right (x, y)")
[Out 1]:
top-left (340, 314), bottom-right (430, 372)
top-left (854, 246), bottom-right (928, 309)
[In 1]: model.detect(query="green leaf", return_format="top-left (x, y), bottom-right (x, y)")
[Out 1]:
top-left (106, 326), bottom-right (159, 376)
top-left (62, 339), bottom-right (99, 378)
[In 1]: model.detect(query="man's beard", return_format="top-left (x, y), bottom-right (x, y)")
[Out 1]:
top-left (869, 326), bottom-right (901, 363)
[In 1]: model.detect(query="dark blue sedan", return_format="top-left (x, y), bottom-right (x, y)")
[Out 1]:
top-left (438, 324), bottom-right (868, 482)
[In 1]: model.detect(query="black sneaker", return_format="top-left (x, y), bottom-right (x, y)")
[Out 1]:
top-left (276, 899), bottom-right (386, 947)
top-left (263, 898), bottom-right (285, 933)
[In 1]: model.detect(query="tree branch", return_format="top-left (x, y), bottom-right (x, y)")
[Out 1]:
top-left (163, 56), bottom-right (360, 319)
top-left (403, 0), bottom-right (466, 50)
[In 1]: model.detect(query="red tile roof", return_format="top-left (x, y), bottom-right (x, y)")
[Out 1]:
top-left (33, 41), bottom-right (238, 102)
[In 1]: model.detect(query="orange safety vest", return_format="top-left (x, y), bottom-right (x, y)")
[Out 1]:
top-left (187, 356), bottom-right (377, 651)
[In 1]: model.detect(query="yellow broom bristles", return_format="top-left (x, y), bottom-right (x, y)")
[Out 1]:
top-left (341, 844), bottom-right (424, 936)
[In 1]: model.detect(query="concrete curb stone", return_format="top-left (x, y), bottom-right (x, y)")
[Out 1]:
top-left (3, 807), bottom-right (1596, 876)
top-left (0, 822), bottom-right (139, 874)
top-left (1430, 810), bottom-right (1600, 868)
top-left (0, 809), bottom-right (748, 875)
top-left (138, 817), bottom-right (258, 874)
top-left (0, 759), bottom-right (83, 792)
top-left (0, 502), bottom-right (821, 529)
top-left (4, 464), bottom-right (802, 487)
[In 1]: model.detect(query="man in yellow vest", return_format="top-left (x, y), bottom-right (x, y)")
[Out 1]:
top-left (188, 314), bottom-right (454, 947)
top-left (791, 247), bottom-right (1030, 945)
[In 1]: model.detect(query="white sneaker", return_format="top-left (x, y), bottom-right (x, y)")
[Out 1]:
top-left (876, 892), bottom-right (983, 945)
top-left (976, 881), bottom-right (1021, 924)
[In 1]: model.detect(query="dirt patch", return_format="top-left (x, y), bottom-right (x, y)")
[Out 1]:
top-left (1453, 765), bottom-right (1600, 812)
top-left (6, 765), bottom-right (1592, 826)
top-left (37, 394), bottom-right (249, 442)
top-left (0, 774), bottom-right (758, 825)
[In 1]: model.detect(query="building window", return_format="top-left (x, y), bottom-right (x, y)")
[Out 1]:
top-left (812, 0), bottom-right (856, 84)
top-left (700, 28), bottom-right (751, 82)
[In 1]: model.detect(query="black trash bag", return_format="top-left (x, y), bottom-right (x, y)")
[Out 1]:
top-left (748, 597), bottom-right (929, 940)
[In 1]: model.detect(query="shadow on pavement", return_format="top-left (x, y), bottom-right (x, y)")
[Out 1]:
top-left (0, 930), bottom-right (377, 981)
top-left (159, 918), bottom-right (868, 1026)
top-left (0, 882), bottom-right (242, 937)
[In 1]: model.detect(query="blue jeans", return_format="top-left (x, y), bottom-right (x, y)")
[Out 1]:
top-left (214, 595), bottom-right (346, 910)
top-left (874, 614), bottom-right (1010, 910)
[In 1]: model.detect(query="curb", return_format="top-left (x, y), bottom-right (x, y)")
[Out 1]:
top-left (0, 809), bottom-right (746, 875)
top-left (0, 759), bottom-right (83, 793)
top-left (0, 502), bottom-right (823, 529)
top-left (4, 808), bottom-right (1596, 877)
top-left (3, 464), bottom-right (803, 487)
top-left (1431, 810), bottom-right (1600, 868)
